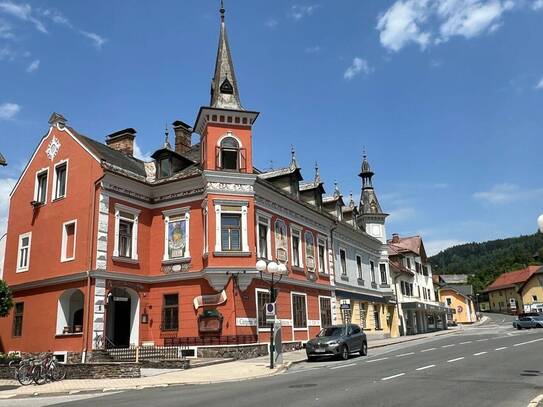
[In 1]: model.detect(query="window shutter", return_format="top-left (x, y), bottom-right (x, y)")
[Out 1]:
top-left (239, 148), bottom-right (247, 172)
top-left (215, 146), bottom-right (221, 170)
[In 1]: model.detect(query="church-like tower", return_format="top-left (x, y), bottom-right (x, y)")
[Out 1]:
top-left (357, 153), bottom-right (388, 243)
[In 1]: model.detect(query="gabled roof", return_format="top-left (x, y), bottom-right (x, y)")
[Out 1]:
top-left (299, 180), bottom-right (324, 193)
top-left (0, 152), bottom-right (6, 166)
top-left (440, 284), bottom-right (474, 298)
top-left (483, 266), bottom-right (542, 293)
top-left (389, 260), bottom-right (414, 275)
top-left (387, 235), bottom-right (427, 259)
top-left (258, 166), bottom-right (300, 180)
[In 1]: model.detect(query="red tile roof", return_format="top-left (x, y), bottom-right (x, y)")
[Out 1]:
top-left (484, 266), bottom-right (542, 292)
top-left (387, 235), bottom-right (427, 259)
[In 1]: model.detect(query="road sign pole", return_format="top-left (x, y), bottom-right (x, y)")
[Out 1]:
top-left (269, 274), bottom-right (275, 370)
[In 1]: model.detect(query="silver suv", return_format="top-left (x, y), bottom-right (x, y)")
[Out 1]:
top-left (306, 324), bottom-right (368, 361)
top-left (513, 316), bottom-right (543, 329)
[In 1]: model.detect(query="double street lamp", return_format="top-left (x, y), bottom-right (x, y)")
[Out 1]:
top-left (538, 214), bottom-right (543, 233)
top-left (255, 259), bottom-right (287, 369)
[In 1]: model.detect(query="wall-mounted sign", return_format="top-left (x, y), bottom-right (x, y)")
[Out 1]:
top-left (236, 317), bottom-right (257, 327)
top-left (113, 296), bottom-right (129, 302)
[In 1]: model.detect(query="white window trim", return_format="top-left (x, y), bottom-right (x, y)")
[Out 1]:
top-left (217, 132), bottom-right (243, 170)
top-left (356, 253), bottom-right (363, 279)
top-left (16, 232), bottom-right (32, 273)
top-left (379, 262), bottom-right (388, 285)
top-left (304, 231), bottom-right (316, 272)
top-left (317, 237), bottom-right (328, 274)
top-left (255, 288), bottom-right (271, 333)
top-left (113, 203), bottom-right (140, 260)
top-left (290, 225), bottom-right (304, 268)
top-left (339, 247), bottom-right (347, 276)
top-left (214, 203), bottom-right (249, 253)
top-left (370, 260), bottom-right (376, 283)
top-left (52, 159), bottom-right (69, 201)
top-left (202, 203), bottom-right (208, 254)
top-left (291, 291), bottom-right (309, 332)
top-left (162, 207), bottom-right (191, 261)
top-left (318, 295), bottom-right (332, 329)
top-left (256, 211), bottom-right (272, 260)
top-left (60, 219), bottom-right (77, 262)
top-left (34, 167), bottom-right (49, 204)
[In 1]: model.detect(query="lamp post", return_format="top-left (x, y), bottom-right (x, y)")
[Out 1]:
top-left (256, 259), bottom-right (287, 369)
top-left (538, 214), bottom-right (543, 233)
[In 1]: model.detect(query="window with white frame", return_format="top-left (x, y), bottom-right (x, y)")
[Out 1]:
top-left (291, 227), bottom-right (303, 268)
top-left (304, 231), bottom-right (315, 271)
top-left (53, 161), bottom-right (67, 200)
top-left (17, 232), bottom-right (31, 272)
top-left (292, 293), bottom-right (307, 329)
top-left (370, 260), bottom-right (376, 283)
top-left (214, 202), bottom-right (248, 253)
top-left (34, 169), bottom-right (48, 204)
top-left (256, 289), bottom-right (272, 329)
top-left (446, 298), bottom-right (452, 306)
top-left (340, 249), bottom-right (347, 276)
top-left (257, 214), bottom-right (271, 259)
top-left (163, 208), bottom-right (190, 261)
top-left (61, 220), bottom-right (77, 262)
top-left (274, 219), bottom-right (288, 263)
top-left (379, 263), bottom-right (388, 285)
top-left (319, 296), bottom-right (332, 327)
top-left (356, 255), bottom-right (363, 279)
top-left (113, 204), bottom-right (140, 261)
top-left (317, 238), bottom-right (327, 274)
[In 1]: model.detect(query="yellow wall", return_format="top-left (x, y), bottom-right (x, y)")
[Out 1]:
top-left (335, 298), bottom-right (398, 338)
top-left (488, 288), bottom-right (523, 313)
top-left (521, 275), bottom-right (543, 309)
top-left (439, 289), bottom-right (475, 323)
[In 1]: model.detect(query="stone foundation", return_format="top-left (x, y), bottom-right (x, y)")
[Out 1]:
top-left (64, 363), bottom-right (140, 379)
top-left (197, 343), bottom-right (268, 360)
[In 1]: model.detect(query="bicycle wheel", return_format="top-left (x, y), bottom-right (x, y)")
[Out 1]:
top-left (32, 365), bottom-right (48, 385)
top-left (51, 363), bottom-right (66, 381)
top-left (17, 364), bottom-right (34, 386)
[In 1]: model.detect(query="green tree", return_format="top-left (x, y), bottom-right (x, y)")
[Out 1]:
top-left (0, 280), bottom-right (13, 317)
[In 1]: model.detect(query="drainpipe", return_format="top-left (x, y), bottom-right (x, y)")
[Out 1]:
top-left (392, 272), bottom-right (404, 336)
top-left (82, 175), bottom-right (104, 363)
top-left (329, 220), bottom-right (338, 323)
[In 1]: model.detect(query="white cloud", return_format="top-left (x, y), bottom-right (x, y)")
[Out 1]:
top-left (343, 57), bottom-right (372, 80)
top-left (79, 30), bottom-right (106, 49)
top-left (0, 1), bottom-right (47, 33)
top-left (425, 239), bottom-right (466, 256)
top-left (133, 141), bottom-right (152, 162)
top-left (265, 18), bottom-right (278, 28)
top-left (536, 77), bottom-right (543, 90)
top-left (533, 0), bottom-right (543, 10)
top-left (0, 17), bottom-right (14, 39)
top-left (377, 0), bottom-right (516, 52)
top-left (25, 58), bottom-right (38, 72)
top-left (0, 102), bottom-right (20, 120)
top-left (305, 45), bottom-right (321, 54)
top-left (473, 183), bottom-right (543, 204)
top-left (388, 207), bottom-right (416, 222)
top-left (289, 4), bottom-right (319, 20)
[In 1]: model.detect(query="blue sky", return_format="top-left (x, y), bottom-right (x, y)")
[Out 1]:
top-left (0, 0), bottom-right (542, 256)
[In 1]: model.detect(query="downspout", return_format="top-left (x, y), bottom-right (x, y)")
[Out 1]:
top-left (82, 174), bottom-right (104, 363)
top-left (329, 220), bottom-right (338, 323)
top-left (392, 271), bottom-right (404, 336)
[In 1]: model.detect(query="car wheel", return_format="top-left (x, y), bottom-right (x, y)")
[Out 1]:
top-left (339, 345), bottom-right (349, 360)
top-left (517, 325), bottom-right (522, 330)
top-left (360, 341), bottom-right (368, 356)
top-left (307, 355), bottom-right (315, 362)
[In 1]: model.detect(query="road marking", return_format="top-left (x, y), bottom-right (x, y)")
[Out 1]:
top-left (396, 352), bottom-right (415, 357)
top-left (441, 344), bottom-right (455, 348)
top-left (513, 338), bottom-right (543, 347)
top-left (366, 357), bottom-right (388, 363)
top-left (415, 365), bottom-right (435, 371)
top-left (476, 339), bottom-right (489, 342)
top-left (330, 363), bottom-right (356, 370)
top-left (381, 373), bottom-right (405, 381)
top-left (447, 357), bottom-right (464, 363)
top-left (420, 348), bottom-right (436, 352)
top-left (495, 347), bottom-right (507, 351)
top-left (473, 351), bottom-right (487, 356)
top-left (459, 341), bottom-right (472, 344)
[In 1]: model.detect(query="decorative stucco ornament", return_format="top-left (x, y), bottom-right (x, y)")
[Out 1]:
top-left (46, 136), bottom-right (61, 161)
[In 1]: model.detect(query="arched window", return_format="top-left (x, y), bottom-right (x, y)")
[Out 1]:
top-left (56, 289), bottom-right (85, 335)
top-left (219, 137), bottom-right (239, 170)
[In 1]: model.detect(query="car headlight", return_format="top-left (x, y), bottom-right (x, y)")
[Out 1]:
top-left (327, 340), bottom-right (340, 346)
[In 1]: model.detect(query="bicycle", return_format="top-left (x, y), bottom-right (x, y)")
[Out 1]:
top-left (32, 353), bottom-right (66, 385)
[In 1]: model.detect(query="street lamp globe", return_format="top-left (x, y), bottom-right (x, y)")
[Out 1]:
top-left (267, 261), bottom-right (279, 274)
top-left (256, 259), bottom-right (267, 272)
top-left (277, 263), bottom-right (287, 275)
top-left (538, 214), bottom-right (543, 233)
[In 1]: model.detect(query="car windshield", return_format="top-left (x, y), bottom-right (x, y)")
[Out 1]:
top-left (533, 316), bottom-right (543, 321)
top-left (318, 327), bottom-right (345, 337)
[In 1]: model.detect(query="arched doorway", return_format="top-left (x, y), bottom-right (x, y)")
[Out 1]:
top-left (105, 287), bottom-right (139, 348)
top-left (56, 289), bottom-right (85, 335)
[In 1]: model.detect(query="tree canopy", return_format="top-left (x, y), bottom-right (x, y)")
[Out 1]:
top-left (0, 280), bottom-right (13, 318)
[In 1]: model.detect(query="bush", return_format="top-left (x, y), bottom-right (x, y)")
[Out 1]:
top-left (0, 280), bottom-right (13, 318)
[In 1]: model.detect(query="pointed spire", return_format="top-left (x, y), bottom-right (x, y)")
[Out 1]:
top-left (333, 180), bottom-right (341, 198)
top-left (314, 161), bottom-right (321, 184)
top-left (349, 191), bottom-right (355, 208)
top-left (164, 124), bottom-right (171, 149)
top-left (210, 0), bottom-right (243, 110)
top-left (289, 145), bottom-right (299, 169)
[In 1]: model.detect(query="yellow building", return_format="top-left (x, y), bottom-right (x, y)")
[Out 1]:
top-left (439, 286), bottom-right (476, 324)
top-left (519, 267), bottom-right (543, 313)
top-left (335, 297), bottom-right (399, 339)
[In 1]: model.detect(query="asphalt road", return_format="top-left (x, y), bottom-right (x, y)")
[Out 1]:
top-left (7, 313), bottom-right (543, 407)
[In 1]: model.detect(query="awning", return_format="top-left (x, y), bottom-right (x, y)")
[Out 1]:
top-left (401, 301), bottom-right (449, 313)
top-left (335, 289), bottom-right (392, 304)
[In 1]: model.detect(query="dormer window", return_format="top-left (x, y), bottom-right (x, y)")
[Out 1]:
top-left (220, 77), bottom-right (234, 94)
top-left (219, 137), bottom-right (239, 170)
top-left (159, 158), bottom-right (172, 178)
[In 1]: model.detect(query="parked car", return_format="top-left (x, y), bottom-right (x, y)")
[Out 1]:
top-left (305, 324), bottom-right (367, 361)
top-left (512, 316), bottom-right (543, 330)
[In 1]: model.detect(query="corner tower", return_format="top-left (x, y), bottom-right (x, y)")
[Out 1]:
top-left (357, 153), bottom-right (388, 243)
top-left (194, 2), bottom-right (259, 172)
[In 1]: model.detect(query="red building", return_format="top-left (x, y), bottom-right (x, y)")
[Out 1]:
top-left (0, 7), bottom-right (336, 361)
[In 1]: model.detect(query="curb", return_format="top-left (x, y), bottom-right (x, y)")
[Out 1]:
top-left (527, 394), bottom-right (543, 407)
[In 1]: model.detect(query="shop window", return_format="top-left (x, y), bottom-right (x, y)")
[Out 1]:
top-left (162, 294), bottom-right (179, 331)
top-left (374, 304), bottom-right (381, 330)
top-left (319, 297), bottom-right (332, 327)
top-left (12, 302), bottom-right (24, 337)
top-left (292, 293), bottom-right (307, 329)
top-left (257, 289), bottom-right (272, 329)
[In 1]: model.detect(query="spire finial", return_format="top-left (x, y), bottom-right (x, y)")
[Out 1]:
top-left (290, 145), bottom-right (298, 169)
top-left (363, 146), bottom-right (367, 159)
top-left (349, 191), bottom-right (355, 208)
top-left (314, 161), bottom-right (321, 183)
top-left (164, 124), bottom-right (171, 149)
top-left (333, 180), bottom-right (341, 198)
top-left (220, 0), bottom-right (225, 21)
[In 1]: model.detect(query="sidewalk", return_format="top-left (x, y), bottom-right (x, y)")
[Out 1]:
top-left (0, 328), bottom-right (459, 399)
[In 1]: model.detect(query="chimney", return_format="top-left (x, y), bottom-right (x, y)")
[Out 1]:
top-left (172, 120), bottom-right (193, 154)
top-left (392, 233), bottom-right (400, 243)
top-left (106, 128), bottom-right (136, 156)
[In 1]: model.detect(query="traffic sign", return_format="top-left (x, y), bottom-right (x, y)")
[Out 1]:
top-left (340, 303), bottom-right (351, 310)
top-left (265, 302), bottom-right (276, 323)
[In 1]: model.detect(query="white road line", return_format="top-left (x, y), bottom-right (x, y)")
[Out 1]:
top-left (366, 357), bottom-right (388, 363)
top-left (473, 351), bottom-right (487, 356)
top-left (495, 347), bottom-right (507, 351)
top-left (396, 352), bottom-right (415, 357)
top-left (420, 348), bottom-right (436, 353)
top-left (381, 373), bottom-right (405, 381)
top-left (447, 357), bottom-right (464, 363)
top-left (459, 341), bottom-right (472, 344)
top-left (476, 339), bottom-right (489, 342)
top-left (513, 338), bottom-right (543, 347)
top-left (441, 344), bottom-right (455, 348)
top-left (415, 365), bottom-right (435, 371)
top-left (330, 363), bottom-right (356, 370)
